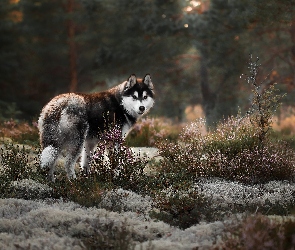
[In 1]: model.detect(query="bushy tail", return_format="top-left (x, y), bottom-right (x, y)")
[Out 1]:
top-left (40, 145), bottom-right (58, 169)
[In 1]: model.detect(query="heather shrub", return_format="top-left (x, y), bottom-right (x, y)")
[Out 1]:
top-left (0, 143), bottom-right (45, 198)
top-left (126, 117), bottom-right (181, 147)
top-left (89, 125), bottom-right (149, 192)
top-left (0, 119), bottom-right (39, 146)
top-left (220, 214), bottom-right (295, 250)
top-left (157, 57), bottom-right (294, 185)
top-left (246, 55), bottom-right (284, 146)
top-left (0, 143), bottom-right (116, 207)
top-left (80, 219), bottom-right (136, 250)
top-left (151, 185), bottom-right (211, 229)
top-left (157, 116), bottom-right (295, 184)
top-left (46, 121), bottom-right (208, 212)
top-left (82, 124), bottom-right (212, 226)
top-left (50, 175), bottom-right (105, 207)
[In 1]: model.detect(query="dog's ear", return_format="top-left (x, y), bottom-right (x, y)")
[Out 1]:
top-left (124, 74), bottom-right (137, 90)
top-left (143, 74), bottom-right (153, 90)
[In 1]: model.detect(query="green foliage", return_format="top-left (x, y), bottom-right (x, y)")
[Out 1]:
top-left (0, 101), bottom-right (22, 120)
top-left (0, 1), bottom-right (24, 105)
top-left (184, 0), bottom-right (252, 126)
top-left (1, 0), bottom-right (295, 123)
top-left (220, 214), bottom-right (295, 250)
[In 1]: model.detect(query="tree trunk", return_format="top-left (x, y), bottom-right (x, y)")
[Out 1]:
top-left (290, 17), bottom-right (295, 85)
top-left (200, 54), bottom-right (216, 127)
top-left (66, 0), bottom-right (78, 92)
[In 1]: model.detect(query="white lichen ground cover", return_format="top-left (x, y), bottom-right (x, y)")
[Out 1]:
top-left (1, 177), bottom-right (295, 249)
top-left (1, 146), bottom-right (295, 249)
top-left (0, 196), bottom-right (224, 250)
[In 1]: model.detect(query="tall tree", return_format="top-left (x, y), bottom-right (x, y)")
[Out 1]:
top-left (84, 0), bottom-right (191, 119)
top-left (184, 0), bottom-right (252, 126)
top-left (0, 0), bottom-right (24, 119)
top-left (183, 0), bottom-right (295, 126)
top-left (66, 0), bottom-right (78, 92)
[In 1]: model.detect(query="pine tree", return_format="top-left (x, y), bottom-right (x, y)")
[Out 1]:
top-left (0, 0), bottom-right (24, 119)
top-left (184, 0), bottom-right (295, 127)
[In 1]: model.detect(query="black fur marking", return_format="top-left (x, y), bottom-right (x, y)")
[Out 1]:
top-left (79, 92), bottom-right (131, 138)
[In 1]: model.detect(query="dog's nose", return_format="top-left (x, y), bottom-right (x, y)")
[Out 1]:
top-left (139, 106), bottom-right (145, 112)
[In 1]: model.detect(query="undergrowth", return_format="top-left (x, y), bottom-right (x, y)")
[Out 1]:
top-left (126, 117), bottom-right (181, 147)
top-left (0, 56), bottom-right (294, 247)
top-left (220, 214), bottom-right (295, 250)
top-left (0, 143), bottom-right (44, 198)
top-left (157, 56), bottom-right (294, 184)
top-left (157, 116), bottom-right (295, 184)
top-left (0, 119), bottom-right (39, 146)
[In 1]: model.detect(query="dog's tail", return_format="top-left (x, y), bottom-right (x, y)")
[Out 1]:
top-left (38, 103), bottom-right (62, 176)
top-left (40, 145), bottom-right (58, 169)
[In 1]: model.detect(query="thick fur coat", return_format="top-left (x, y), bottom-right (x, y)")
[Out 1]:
top-left (38, 74), bottom-right (154, 180)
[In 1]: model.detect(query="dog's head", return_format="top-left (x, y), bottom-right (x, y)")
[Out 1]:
top-left (121, 74), bottom-right (155, 119)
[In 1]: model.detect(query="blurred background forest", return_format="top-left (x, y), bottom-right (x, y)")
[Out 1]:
top-left (1, 0), bottom-right (295, 127)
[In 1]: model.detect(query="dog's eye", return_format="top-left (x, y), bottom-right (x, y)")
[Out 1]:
top-left (132, 95), bottom-right (137, 100)
top-left (143, 96), bottom-right (148, 100)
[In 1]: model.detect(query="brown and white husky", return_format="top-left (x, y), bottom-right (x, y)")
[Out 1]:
top-left (38, 74), bottom-right (154, 181)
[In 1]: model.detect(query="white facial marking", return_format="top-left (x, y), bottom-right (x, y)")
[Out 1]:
top-left (142, 91), bottom-right (148, 100)
top-left (142, 96), bottom-right (155, 112)
top-left (122, 123), bottom-right (132, 138)
top-left (121, 92), bottom-right (155, 118)
top-left (132, 91), bottom-right (139, 99)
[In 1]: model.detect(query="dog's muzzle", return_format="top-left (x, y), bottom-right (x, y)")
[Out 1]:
top-left (139, 106), bottom-right (145, 114)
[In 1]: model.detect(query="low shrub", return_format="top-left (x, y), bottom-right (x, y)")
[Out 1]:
top-left (0, 119), bottom-right (39, 146)
top-left (49, 175), bottom-right (105, 207)
top-left (154, 56), bottom-right (295, 185)
top-left (80, 219), bottom-right (136, 250)
top-left (151, 185), bottom-right (211, 229)
top-left (220, 214), bottom-right (295, 250)
top-left (157, 116), bottom-right (295, 184)
top-left (0, 143), bottom-right (45, 198)
top-left (126, 117), bottom-right (181, 147)
top-left (89, 125), bottom-right (150, 192)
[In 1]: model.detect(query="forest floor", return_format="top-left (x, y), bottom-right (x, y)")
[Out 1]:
top-left (0, 144), bottom-right (295, 249)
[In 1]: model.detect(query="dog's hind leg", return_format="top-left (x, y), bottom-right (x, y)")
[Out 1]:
top-left (60, 105), bottom-right (88, 179)
top-left (63, 126), bottom-right (89, 179)
top-left (64, 144), bottom-right (83, 179)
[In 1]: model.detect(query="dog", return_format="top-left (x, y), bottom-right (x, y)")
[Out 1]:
top-left (38, 74), bottom-right (154, 181)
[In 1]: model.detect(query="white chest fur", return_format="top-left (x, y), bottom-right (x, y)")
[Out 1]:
top-left (121, 115), bottom-right (133, 139)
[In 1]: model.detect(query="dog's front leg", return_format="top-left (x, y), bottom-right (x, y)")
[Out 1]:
top-left (80, 138), bottom-right (98, 174)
